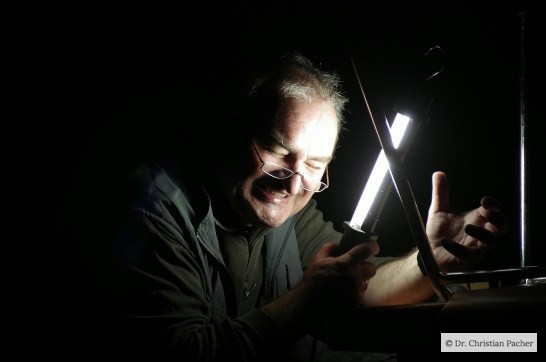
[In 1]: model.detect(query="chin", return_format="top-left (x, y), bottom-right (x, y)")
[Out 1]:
top-left (250, 204), bottom-right (292, 229)
top-left (260, 218), bottom-right (286, 229)
top-left (253, 211), bottom-right (288, 229)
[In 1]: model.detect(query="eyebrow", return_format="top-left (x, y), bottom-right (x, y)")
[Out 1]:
top-left (269, 129), bottom-right (333, 164)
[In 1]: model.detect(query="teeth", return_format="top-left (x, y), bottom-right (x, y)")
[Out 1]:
top-left (266, 189), bottom-right (284, 197)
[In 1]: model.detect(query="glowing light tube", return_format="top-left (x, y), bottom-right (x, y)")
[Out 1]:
top-left (349, 113), bottom-right (410, 229)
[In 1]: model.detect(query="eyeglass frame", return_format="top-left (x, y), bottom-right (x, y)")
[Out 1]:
top-left (250, 139), bottom-right (330, 193)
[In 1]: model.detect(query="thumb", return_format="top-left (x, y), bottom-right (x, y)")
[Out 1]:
top-left (429, 171), bottom-right (450, 213)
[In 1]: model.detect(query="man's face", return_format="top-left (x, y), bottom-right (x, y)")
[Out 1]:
top-left (222, 98), bottom-right (338, 228)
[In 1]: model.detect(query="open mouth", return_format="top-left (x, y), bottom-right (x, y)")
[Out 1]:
top-left (252, 183), bottom-right (288, 204)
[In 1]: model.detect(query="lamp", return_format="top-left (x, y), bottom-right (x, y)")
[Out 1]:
top-left (335, 112), bottom-right (412, 255)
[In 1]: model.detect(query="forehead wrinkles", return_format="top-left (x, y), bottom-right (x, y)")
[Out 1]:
top-left (269, 100), bottom-right (337, 163)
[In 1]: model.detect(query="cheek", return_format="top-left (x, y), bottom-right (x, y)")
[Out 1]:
top-left (239, 166), bottom-right (264, 192)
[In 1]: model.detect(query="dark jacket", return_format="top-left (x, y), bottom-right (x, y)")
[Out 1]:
top-left (78, 162), bottom-right (323, 361)
top-left (72, 161), bottom-right (391, 362)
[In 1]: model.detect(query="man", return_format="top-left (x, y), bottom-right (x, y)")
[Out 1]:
top-left (71, 51), bottom-right (506, 361)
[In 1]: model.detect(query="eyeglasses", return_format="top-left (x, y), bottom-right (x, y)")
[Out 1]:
top-left (251, 140), bottom-right (329, 193)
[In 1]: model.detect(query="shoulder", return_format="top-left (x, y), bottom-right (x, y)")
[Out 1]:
top-left (124, 162), bottom-right (210, 226)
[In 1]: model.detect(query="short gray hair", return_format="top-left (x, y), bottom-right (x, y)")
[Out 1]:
top-left (245, 51), bottom-right (349, 137)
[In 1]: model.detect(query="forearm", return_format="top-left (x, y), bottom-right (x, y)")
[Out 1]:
top-left (363, 249), bottom-right (436, 306)
top-left (261, 283), bottom-right (318, 341)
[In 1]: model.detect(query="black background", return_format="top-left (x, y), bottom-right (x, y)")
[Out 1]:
top-left (3, 1), bottom-right (544, 360)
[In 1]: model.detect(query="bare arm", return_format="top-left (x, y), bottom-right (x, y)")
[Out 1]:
top-left (364, 171), bottom-right (507, 306)
top-left (363, 249), bottom-right (435, 305)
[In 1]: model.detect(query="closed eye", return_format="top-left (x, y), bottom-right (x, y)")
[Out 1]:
top-left (264, 148), bottom-right (289, 159)
top-left (305, 163), bottom-right (326, 174)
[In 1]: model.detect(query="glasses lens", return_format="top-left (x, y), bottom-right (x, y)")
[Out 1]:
top-left (261, 162), bottom-right (328, 193)
top-left (262, 163), bottom-right (293, 179)
top-left (302, 181), bottom-right (328, 193)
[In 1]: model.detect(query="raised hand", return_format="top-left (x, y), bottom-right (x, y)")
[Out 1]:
top-left (425, 171), bottom-right (508, 272)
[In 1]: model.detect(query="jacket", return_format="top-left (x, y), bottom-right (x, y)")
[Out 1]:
top-left (90, 162), bottom-right (318, 361)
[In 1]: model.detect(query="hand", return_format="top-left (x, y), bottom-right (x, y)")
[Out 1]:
top-left (425, 171), bottom-right (508, 272)
top-left (302, 241), bottom-right (379, 310)
top-left (260, 241), bottom-right (378, 336)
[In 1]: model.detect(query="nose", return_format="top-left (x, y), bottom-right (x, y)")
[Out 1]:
top-left (285, 172), bottom-right (305, 195)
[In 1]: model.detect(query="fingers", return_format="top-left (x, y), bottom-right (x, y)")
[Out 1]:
top-left (479, 196), bottom-right (509, 235)
top-left (464, 224), bottom-right (497, 249)
top-left (429, 171), bottom-right (450, 214)
top-left (314, 241), bottom-right (379, 266)
top-left (335, 242), bottom-right (379, 282)
top-left (309, 243), bottom-right (377, 308)
top-left (358, 279), bottom-right (370, 307)
top-left (355, 262), bottom-right (375, 306)
top-left (315, 242), bottom-right (343, 259)
top-left (329, 242), bottom-right (378, 299)
top-left (441, 238), bottom-right (482, 265)
top-left (344, 241), bottom-right (380, 260)
top-left (362, 279), bottom-right (369, 292)
top-left (356, 258), bottom-right (377, 280)
top-left (480, 195), bottom-right (500, 209)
